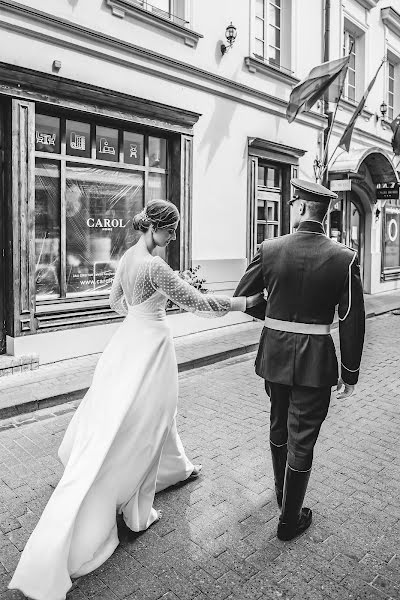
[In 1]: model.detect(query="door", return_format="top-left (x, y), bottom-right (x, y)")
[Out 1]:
top-left (0, 103), bottom-right (5, 353)
top-left (327, 191), bottom-right (365, 282)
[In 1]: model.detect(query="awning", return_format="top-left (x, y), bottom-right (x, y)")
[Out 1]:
top-left (329, 147), bottom-right (398, 184)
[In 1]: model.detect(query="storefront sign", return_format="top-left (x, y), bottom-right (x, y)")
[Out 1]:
top-left (330, 179), bottom-right (352, 191)
top-left (376, 182), bottom-right (399, 200)
top-left (86, 218), bottom-right (129, 229)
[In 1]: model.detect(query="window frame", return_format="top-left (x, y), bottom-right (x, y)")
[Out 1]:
top-left (255, 162), bottom-right (282, 252)
top-left (252, 0), bottom-right (292, 75)
top-left (34, 109), bottom-right (172, 306)
top-left (343, 31), bottom-right (356, 102)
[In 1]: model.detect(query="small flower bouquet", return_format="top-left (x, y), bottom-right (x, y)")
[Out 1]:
top-left (167, 265), bottom-right (209, 310)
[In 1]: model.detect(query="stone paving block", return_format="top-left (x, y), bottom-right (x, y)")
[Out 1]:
top-left (0, 315), bottom-right (399, 598)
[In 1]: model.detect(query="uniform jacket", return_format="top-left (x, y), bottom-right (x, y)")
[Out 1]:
top-left (234, 220), bottom-right (365, 388)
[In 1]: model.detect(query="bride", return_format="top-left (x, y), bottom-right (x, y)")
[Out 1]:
top-left (9, 199), bottom-right (262, 600)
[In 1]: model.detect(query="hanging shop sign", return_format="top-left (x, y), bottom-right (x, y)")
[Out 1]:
top-left (376, 182), bottom-right (399, 200)
top-left (330, 179), bottom-right (352, 191)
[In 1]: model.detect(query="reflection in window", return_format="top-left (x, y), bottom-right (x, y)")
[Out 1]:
top-left (65, 166), bottom-right (144, 296)
top-left (35, 160), bottom-right (61, 298)
top-left (149, 137), bottom-right (167, 168)
top-left (148, 172), bottom-right (167, 202)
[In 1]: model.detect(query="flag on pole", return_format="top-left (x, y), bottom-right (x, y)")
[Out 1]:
top-left (338, 60), bottom-right (385, 152)
top-left (286, 55), bottom-right (351, 123)
top-left (390, 114), bottom-right (400, 156)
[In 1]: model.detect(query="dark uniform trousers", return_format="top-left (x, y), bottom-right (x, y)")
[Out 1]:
top-left (266, 381), bottom-right (331, 472)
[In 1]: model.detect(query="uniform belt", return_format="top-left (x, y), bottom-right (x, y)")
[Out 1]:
top-left (264, 317), bottom-right (331, 335)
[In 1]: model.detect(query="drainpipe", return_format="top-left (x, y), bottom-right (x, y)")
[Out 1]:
top-left (322, 0), bottom-right (331, 186)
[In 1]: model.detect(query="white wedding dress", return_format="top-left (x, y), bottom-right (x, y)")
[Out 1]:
top-left (9, 250), bottom-right (245, 600)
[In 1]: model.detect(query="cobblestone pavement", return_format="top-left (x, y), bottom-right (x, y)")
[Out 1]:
top-left (0, 313), bottom-right (400, 600)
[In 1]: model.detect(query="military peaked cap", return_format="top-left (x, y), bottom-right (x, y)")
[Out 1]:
top-left (290, 178), bottom-right (338, 203)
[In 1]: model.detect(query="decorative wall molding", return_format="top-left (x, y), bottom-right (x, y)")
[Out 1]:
top-left (244, 57), bottom-right (299, 86)
top-left (248, 138), bottom-right (306, 164)
top-left (338, 97), bottom-right (374, 121)
top-left (0, 63), bottom-right (200, 134)
top-left (381, 7), bottom-right (400, 38)
top-left (355, 0), bottom-right (378, 10)
top-left (11, 99), bottom-right (36, 336)
top-left (105, 0), bottom-right (202, 47)
top-left (0, 0), bottom-right (327, 131)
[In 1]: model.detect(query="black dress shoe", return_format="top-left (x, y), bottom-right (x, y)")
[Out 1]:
top-left (277, 507), bottom-right (312, 541)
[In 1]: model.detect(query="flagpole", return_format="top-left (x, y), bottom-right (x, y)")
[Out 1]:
top-left (322, 55), bottom-right (387, 178)
top-left (321, 44), bottom-right (353, 183)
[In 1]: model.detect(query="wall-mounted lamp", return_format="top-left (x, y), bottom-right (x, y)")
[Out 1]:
top-left (52, 60), bottom-right (62, 72)
top-left (221, 22), bottom-right (237, 55)
top-left (380, 100), bottom-right (388, 120)
top-left (375, 206), bottom-right (381, 221)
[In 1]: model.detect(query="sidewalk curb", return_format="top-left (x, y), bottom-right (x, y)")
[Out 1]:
top-left (0, 307), bottom-right (397, 420)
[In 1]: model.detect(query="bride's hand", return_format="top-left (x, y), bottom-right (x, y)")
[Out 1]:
top-left (246, 292), bottom-right (265, 308)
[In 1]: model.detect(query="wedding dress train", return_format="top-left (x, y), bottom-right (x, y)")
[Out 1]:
top-left (9, 251), bottom-right (245, 600)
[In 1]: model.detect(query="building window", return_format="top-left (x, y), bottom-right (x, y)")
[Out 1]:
top-left (34, 113), bottom-right (169, 300)
top-left (388, 61), bottom-right (395, 121)
top-left (134, 0), bottom-right (187, 26)
top-left (343, 31), bottom-right (356, 101)
top-left (255, 163), bottom-right (282, 250)
top-left (254, 0), bottom-right (291, 72)
top-left (383, 199), bottom-right (400, 272)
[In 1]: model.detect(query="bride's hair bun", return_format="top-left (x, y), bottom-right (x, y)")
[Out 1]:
top-left (133, 200), bottom-right (180, 232)
top-left (132, 211), bottom-right (151, 232)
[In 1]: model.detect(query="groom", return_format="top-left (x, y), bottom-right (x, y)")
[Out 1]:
top-left (234, 178), bottom-right (365, 541)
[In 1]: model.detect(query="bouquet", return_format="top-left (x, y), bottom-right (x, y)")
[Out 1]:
top-left (167, 265), bottom-right (209, 310)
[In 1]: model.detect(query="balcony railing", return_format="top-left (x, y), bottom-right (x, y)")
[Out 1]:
top-left (130, 0), bottom-right (189, 27)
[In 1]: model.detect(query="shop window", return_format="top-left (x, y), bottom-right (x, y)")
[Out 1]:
top-left (253, 0), bottom-right (292, 73)
top-left (34, 113), bottom-right (169, 301)
top-left (65, 166), bottom-right (143, 296)
top-left (383, 199), bottom-right (400, 271)
top-left (35, 161), bottom-right (61, 298)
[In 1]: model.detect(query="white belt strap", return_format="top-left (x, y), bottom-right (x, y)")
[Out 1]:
top-left (264, 316), bottom-right (331, 335)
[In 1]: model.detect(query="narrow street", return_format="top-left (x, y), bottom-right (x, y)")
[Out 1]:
top-left (0, 312), bottom-right (400, 600)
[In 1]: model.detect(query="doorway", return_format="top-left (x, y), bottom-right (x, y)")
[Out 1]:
top-left (327, 191), bottom-right (365, 281)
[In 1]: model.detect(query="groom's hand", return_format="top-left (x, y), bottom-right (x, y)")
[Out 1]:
top-left (336, 377), bottom-right (355, 399)
top-left (246, 292), bottom-right (264, 309)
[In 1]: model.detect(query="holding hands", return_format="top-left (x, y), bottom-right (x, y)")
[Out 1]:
top-left (246, 292), bottom-right (265, 309)
top-left (336, 377), bottom-right (356, 399)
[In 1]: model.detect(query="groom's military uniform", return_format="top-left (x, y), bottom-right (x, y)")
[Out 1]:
top-left (234, 178), bottom-right (365, 539)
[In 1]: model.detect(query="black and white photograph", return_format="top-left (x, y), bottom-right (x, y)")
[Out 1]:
top-left (0, 0), bottom-right (399, 599)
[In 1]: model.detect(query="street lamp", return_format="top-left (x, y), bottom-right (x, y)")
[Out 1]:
top-left (221, 22), bottom-right (237, 56)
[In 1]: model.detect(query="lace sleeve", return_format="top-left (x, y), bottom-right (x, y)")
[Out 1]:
top-left (109, 257), bottom-right (128, 316)
top-left (150, 257), bottom-right (246, 318)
